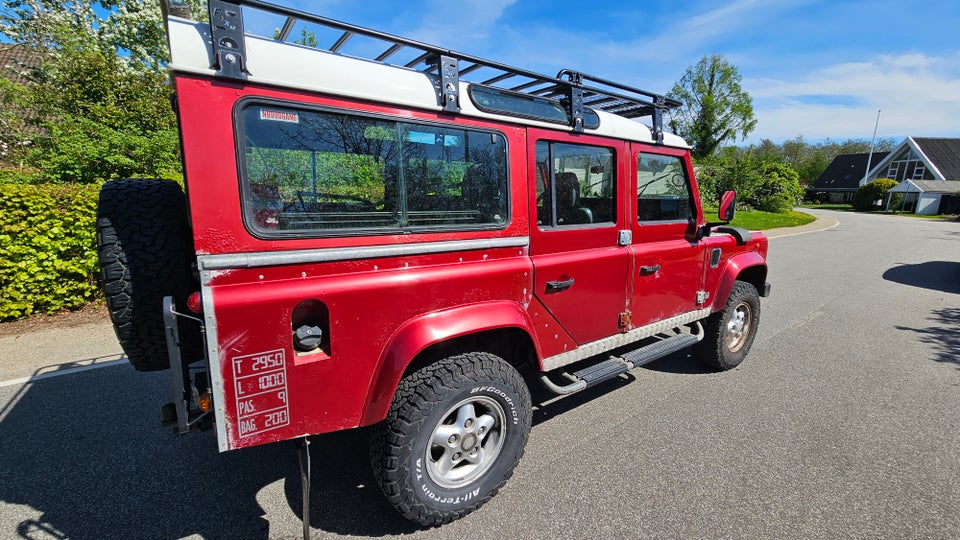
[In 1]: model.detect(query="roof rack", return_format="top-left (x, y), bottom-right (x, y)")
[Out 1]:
top-left (195, 0), bottom-right (681, 141)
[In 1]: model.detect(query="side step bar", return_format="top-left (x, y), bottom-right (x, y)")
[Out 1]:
top-left (539, 328), bottom-right (701, 396)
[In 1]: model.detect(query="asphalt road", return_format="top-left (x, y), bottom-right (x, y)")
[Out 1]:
top-left (1, 210), bottom-right (958, 540)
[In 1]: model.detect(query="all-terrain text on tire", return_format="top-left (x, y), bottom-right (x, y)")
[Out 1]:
top-left (371, 352), bottom-right (533, 526)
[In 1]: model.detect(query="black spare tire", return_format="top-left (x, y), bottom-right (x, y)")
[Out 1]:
top-left (96, 179), bottom-right (203, 371)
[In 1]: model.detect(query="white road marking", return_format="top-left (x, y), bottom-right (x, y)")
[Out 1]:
top-left (0, 358), bottom-right (127, 388)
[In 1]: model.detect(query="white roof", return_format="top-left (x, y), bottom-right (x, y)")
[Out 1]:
top-left (888, 180), bottom-right (960, 193)
top-left (166, 17), bottom-right (690, 149)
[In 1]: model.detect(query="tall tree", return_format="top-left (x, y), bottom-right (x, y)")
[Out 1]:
top-left (668, 54), bottom-right (757, 160)
top-left (0, 0), bottom-right (205, 182)
top-left (0, 1), bottom-right (205, 71)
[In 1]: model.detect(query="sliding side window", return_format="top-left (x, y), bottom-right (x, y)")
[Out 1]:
top-left (240, 103), bottom-right (509, 236)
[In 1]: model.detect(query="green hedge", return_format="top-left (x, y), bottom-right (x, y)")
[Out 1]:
top-left (0, 183), bottom-right (102, 320)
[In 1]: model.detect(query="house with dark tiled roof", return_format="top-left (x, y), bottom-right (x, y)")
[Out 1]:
top-left (809, 137), bottom-right (960, 214)
top-left (807, 151), bottom-right (889, 203)
top-left (0, 43), bottom-right (43, 163)
top-left (863, 137), bottom-right (960, 214)
top-left (0, 43), bottom-right (39, 86)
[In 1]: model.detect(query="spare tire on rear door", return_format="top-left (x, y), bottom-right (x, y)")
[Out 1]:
top-left (96, 179), bottom-right (203, 371)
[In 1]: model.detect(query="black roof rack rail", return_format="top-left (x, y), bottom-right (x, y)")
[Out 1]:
top-left (197, 0), bottom-right (681, 140)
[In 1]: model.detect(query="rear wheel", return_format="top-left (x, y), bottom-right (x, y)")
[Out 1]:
top-left (694, 280), bottom-right (760, 370)
top-left (370, 352), bottom-right (532, 526)
top-left (96, 179), bottom-right (202, 371)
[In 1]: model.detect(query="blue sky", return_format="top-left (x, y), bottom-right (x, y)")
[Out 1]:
top-left (242, 0), bottom-right (960, 145)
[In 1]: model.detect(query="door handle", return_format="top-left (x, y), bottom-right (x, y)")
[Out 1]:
top-left (546, 278), bottom-right (575, 292)
top-left (639, 264), bottom-right (661, 276)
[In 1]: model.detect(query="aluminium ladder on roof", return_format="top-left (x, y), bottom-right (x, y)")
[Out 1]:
top-left (177, 0), bottom-right (681, 141)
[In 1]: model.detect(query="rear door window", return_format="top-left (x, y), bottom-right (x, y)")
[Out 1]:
top-left (534, 141), bottom-right (616, 228)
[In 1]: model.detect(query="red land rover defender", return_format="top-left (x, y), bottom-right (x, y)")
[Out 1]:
top-left (96, 0), bottom-right (770, 529)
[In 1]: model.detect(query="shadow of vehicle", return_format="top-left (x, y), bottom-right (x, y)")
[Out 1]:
top-left (0, 343), bottom-right (722, 538)
top-left (643, 350), bottom-right (716, 375)
top-left (0, 364), bottom-right (415, 540)
top-left (882, 261), bottom-right (960, 295)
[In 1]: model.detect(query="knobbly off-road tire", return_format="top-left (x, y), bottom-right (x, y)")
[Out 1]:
top-left (370, 352), bottom-right (532, 526)
top-left (694, 280), bottom-right (761, 370)
top-left (96, 179), bottom-right (202, 371)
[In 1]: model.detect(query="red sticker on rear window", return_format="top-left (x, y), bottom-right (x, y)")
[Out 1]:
top-left (259, 109), bottom-right (299, 123)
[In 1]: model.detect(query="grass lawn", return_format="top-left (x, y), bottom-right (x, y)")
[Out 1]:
top-left (732, 210), bottom-right (816, 230)
top-left (705, 207), bottom-right (817, 230)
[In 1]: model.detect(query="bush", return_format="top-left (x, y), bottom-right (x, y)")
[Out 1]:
top-left (852, 178), bottom-right (898, 211)
top-left (29, 115), bottom-right (182, 184)
top-left (0, 183), bottom-right (101, 320)
top-left (753, 162), bottom-right (804, 213)
top-left (694, 157), bottom-right (803, 213)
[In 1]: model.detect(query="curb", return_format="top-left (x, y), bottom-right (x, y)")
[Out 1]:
top-left (764, 210), bottom-right (840, 239)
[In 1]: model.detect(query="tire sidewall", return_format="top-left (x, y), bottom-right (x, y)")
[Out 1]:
top-left (719, 283), bottom-right (760, 366)
top-left (97, 179), bottom-right (201, 371)
top-left (406, 377), bottom-right (529, 514)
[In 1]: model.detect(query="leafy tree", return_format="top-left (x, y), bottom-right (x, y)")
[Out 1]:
top-left (668, 54), bottom-right (757, 160)
top-left (0, 0), bottom-right (205, 183)
top-left (0, 75), bottom-right (33, 174)
top-left (1, 1), bottom-right (205, 71)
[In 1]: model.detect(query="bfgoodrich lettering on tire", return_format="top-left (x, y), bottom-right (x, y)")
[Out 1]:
top-left (694, 280), bottom-right (760, 370)
top-left (370, 352), bottom-right (532, 526)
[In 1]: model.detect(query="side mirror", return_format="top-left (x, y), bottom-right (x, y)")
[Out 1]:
top-left (718, 190), bottom-right (737, 222)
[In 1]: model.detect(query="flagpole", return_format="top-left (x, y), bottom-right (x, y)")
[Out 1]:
top-left (863, 109), bottom-right (881, 184)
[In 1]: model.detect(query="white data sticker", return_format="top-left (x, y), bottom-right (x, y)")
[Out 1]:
top-left (259, 109), bottom-right (299, 123)
top-left (232, 349), bottom-right (291, 438)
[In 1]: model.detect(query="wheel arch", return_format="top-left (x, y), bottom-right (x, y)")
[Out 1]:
top-left (360, 301), bottom-right (541, 426)
top-left (713, 251), bottom-right (767, 313)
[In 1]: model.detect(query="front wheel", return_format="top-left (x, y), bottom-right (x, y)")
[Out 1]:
top-left (370, 352), bottom-right (532, 526)
top-left (694, 280), bottom-right (761, 370)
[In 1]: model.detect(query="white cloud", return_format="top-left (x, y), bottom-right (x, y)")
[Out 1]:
top-left (404, 0), bottom-right (518, 46)
top-left (749, 52), bottom-right (960, 141)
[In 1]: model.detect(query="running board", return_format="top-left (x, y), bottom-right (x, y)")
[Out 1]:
top-left (539, 331), bottom-right (701, 396)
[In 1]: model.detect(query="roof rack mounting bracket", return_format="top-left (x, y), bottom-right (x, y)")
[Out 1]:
top-left (208, 0), bottom-right (248, 79)
top-left (437, 54), bottom-right (460, 113)
top-left (565, 71), bottom-right (585, 133)
top-left (653, 96), bottom-right (665, 144)
top-left (186, 1), bottom-right (684, 135)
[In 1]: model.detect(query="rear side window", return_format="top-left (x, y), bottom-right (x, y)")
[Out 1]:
top-left (239, 103), bottom-right (509, 235)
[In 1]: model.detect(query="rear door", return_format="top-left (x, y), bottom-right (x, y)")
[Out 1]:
top-left (629, 145), bottom-right (706, 327)
top-left (528, 129), bottom-right (631, 345)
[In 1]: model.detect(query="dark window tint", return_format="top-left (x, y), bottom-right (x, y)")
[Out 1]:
top-left (470, 85), bottom-right (600, 129)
